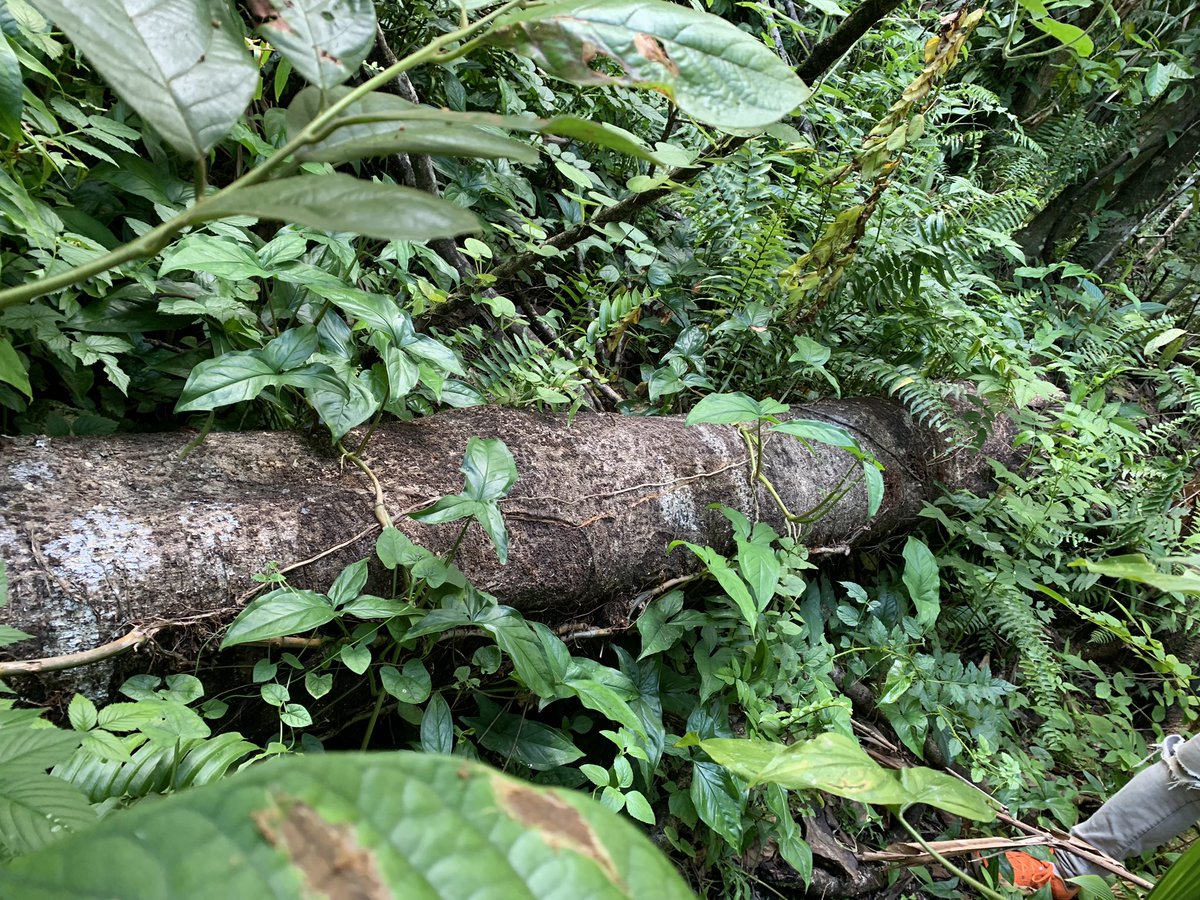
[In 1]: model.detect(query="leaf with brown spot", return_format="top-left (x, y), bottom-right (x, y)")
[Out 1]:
top-left (255, 0), bottom-right (376, 89)
top-left (0, 752), bottom-right (697, 899)
top-left (484, 0), bottom-right (810, 131)
top-left (632, 33), bottom-right (678, 76)
top-left (254, 799), bottom-right (387, 900)
top-left (28, 0), bottom-right (256, 157)
top-left (495, 778), bottom-right (623, 886)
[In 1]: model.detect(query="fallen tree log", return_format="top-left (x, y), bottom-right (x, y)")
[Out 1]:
top-left (0, 398), bottom-right (1015, 695)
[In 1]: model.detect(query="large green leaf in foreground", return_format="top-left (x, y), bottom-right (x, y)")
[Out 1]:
top-left (30, 0), bottom-right (256, 157)
top-left (486, 0), bottom-right (810, 131)
top-left (0, 752), bottom-right (696, 899)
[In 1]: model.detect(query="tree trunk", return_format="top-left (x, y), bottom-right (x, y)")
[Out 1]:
top-left (1015, 88), bottom-right (1200, 264)
top-left (0, 399), bottom-right (1013, 696)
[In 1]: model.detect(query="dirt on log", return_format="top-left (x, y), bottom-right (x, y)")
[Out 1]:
top-left (0, 399), bottom-right (1015, 695)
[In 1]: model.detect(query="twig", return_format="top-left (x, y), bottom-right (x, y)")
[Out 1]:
top-left (0, 627), bottom-right (159, 676)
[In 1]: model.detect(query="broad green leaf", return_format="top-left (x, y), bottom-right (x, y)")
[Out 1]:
top-left (327, 558), bottom-right (369, 608)
top-left (304, 672), bottom-right (332, 700)
top-left (254, 0), bottom-right (376, 90)
top-left (67, 695), bottom-right (98, 732)
top-left (175, 352), bottom-right (277, 413)
top-left (796, 0), bottom-right (848, 15)
top-left (1073, 554), bottom-right (1200, 594)
top-left (736, 540), bottom-right (779, 611)
top-left (567, 679), bottom-right (645, 735)
top-left (863, 461), bottom-right (884, 517)
top-left (220, 588), bottom-right (336, 648)
top-left (461, 437), bottom-right (519, 502)
top-left (158, 235), bottom-right (270, 280)
top-left (288, 87), bottom-right (539, 163)
top-left (478, 610), bottom-right (563, 698)
top-left (686, 392), bottom-right (784, 425)
top-left (0, 33), bottom-right (21, 139)
top-left (674, 542), bottom-right (757, 628)
top-left (194, 174), bottom-right (481, 242)
top-left (689, 760), bottom-right (744, 848)
top-left (420, 692), bottom-right (454, 754)
top-left (260, 326), bottom-right (319, 373)
top-left (375, 527), bottom-right (425, 569)
top-left (769, 418), bottom-right (858, 450)
top-left (901, 537), bottom-right (940, 627)
top-left (1, 752), bottom-right (695, 898)
top-left (0, 338), bottom-right (31, 399)
top-left (701, 733), bottom-right (997, 821)
top-left (410, 495), bottom-right (480, 526)
top-left (1148, 833), bottom-right (1200, 899)
top-left (0, 774), bottom-right (97, 856)
top-left (30, 0), bottom-right (256, 157)
top-left (624, 790), bottom-right (655, 824)
top-left (464, 697), bottom-right (584, 770)
top-left (0, 726), bottom-right (82, 774)
top-left (306, 369), bottom-right (380, 442)
top-left (339, 595), bottom-right (409, 619)
top-left (340, 641), bottom-right (372, 674)
top-left (380, 659), bottom-right (432, 705)
top-left (895, 768), bottom-right (998, 821)
top-left (1014, 0), bottom-right (1094, 56)
top-left (474, 501), bottom-right (511, 564)
top-left (485, 0), bottom-right (810, 131)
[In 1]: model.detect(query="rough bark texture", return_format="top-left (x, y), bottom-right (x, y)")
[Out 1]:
top-left (1015, 88), bottom-right (1200, 264)
top-left (0, 399), bottom-right (1014, 694)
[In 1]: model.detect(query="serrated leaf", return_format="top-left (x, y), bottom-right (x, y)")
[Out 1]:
top-left (0, 726), bottom-right (82, 774)
top-left (220, 588), bottom-right (336, 649)
top-left (194, 174), bottom-right (481, 242)
top-left (254, 0), bottom-right (376, 90)
top-left (30, 0), bottom-right (256, 157)
top-left (67, 695), bottom-right (97, 733)
top-left (485, 0), bottom-right (810, 130)
top-left (0, 774), bottom-right (96, 856)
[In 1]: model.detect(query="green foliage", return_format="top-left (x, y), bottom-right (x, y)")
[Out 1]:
top-left (0, 752), bottom-right (697, 899)
top-left (1, 0), bottom-right (1199, 894)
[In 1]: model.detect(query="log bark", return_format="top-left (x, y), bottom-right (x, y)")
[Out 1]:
top-left (0, 399), bottom-right (1013, 695)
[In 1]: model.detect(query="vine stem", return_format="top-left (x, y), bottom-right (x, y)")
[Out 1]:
top-left (0, 0), bottom-right (528, 310)
top-left (895, 810), bottom-right (1008, 900)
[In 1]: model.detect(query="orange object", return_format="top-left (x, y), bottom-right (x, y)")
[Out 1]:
top-left (1001, 850), bottom-right (1080, 899)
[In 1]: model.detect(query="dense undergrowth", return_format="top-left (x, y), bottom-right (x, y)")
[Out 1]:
top-left (1, 0), bottom-right (1199, 896)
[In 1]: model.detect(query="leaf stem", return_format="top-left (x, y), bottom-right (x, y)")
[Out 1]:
top-left (895, 810), bottom-right (1007, 900)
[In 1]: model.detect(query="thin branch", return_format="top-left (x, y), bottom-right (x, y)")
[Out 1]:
top-left (0, 627), bottom-right (159, 676)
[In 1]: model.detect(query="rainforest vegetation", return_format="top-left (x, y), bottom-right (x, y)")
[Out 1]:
top-left (0, 0), bottom-right (1199, 897)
